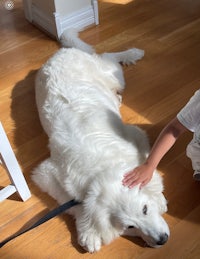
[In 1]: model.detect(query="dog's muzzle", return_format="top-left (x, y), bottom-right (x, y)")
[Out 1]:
top-left (156, 233), bottom-right (168, 246)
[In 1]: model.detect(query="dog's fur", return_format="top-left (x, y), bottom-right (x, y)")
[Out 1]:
top-left (32, 28), bottom-right (169, 253)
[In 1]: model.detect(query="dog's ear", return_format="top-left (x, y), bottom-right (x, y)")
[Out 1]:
top-left (156, 193), bottom-right (168, 214)
top-left (145, 171), bottom-right (164, 193)
top-left (142, 171), bottom-right (168, 214)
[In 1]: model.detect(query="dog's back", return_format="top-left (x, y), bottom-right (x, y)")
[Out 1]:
top-left (35, 28), bottom-right (128, 136)
top-left (34, 29), bottom-right (147, 199)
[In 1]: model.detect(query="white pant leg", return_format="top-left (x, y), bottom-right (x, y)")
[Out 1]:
top-left (186, 139), bottom-right (200, 171)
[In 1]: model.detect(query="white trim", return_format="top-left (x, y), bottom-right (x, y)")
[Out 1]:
top-left (54, 5), bottom-right (96, 38)
top-left (92, 0), bottom-right (99, 25)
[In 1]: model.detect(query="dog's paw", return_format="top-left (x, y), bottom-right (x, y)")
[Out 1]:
top-left (122, 48), bottom-right (145, 65)
top-left (78, 231), bottom-right (101, 253)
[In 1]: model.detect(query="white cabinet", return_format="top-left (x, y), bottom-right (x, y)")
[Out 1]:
top-left (23, 0), bottom-right (99, 38)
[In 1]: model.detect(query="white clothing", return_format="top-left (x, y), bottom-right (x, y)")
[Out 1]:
top-left (177, 89), bottom-right (200, 171)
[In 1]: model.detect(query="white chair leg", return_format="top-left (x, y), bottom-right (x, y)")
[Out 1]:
top-left (0, 122), bottom-right (31, 202)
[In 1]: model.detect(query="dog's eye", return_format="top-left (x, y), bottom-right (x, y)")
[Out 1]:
top-left (143, 204), bottom-right (148, 215)
top-left (128, 226), bottom-right (135, 229)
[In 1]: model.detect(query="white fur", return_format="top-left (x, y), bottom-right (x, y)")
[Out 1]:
top-left (32, 28), bottom-right (169, 253)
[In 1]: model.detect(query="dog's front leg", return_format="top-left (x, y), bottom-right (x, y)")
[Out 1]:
top-left (75, 205), bottom-right (102, 253)
top-left (75, 198), bottom-right (121, 253)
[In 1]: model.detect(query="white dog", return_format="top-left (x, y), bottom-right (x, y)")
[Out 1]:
top-left (32, 29), bottom-right (169, 253)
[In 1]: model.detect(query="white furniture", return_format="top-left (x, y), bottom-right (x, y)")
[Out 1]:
top-left (0, 122), bottom-right (31, 202)
top-left (23, 0), bottom-right (99, 39)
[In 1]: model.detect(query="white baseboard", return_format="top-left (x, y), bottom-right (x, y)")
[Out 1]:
top-left (54, 5), bottom-right (98, 38)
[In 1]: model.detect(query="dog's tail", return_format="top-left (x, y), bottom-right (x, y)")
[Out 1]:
top-left (60, 28), bottom-right (95, 54)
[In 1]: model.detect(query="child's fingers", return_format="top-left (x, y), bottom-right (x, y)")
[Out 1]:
top-left (122, 174), bottom-right (140, 188)
top-left (123, 170), bottom-right (137, 179)
top-left (122, 173), bottom-right (137, 184)
top-left (128, 179), bottom-right (141, 189)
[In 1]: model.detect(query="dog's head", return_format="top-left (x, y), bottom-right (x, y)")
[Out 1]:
top-left (109, 171), bottom-right (169, 247)
top-left (81, 170), bottom-right (169, 251)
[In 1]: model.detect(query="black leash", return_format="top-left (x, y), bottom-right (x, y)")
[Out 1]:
top-left (0, 199), bottom-right (80, 248)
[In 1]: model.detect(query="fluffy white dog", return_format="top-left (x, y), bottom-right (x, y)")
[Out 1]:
top-left (32, 29), bottom-right (169, 253)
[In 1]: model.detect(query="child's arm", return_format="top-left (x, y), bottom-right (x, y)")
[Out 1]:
top-left (122, 117), bottom-right (187, 188)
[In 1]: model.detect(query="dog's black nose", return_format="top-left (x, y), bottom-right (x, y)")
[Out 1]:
top-left (156, 233), bottom-right (168, 246)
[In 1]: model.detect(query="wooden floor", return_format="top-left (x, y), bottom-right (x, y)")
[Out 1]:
top-left (1, 0), bottom-right (200, 258)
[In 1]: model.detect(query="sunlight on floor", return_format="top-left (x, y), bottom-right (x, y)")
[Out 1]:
top-left (121, 104), bottom-right (152, 125)
top-left (100, 0), bottom-right (134, 5)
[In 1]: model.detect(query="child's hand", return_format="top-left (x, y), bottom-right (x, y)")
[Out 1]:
top-left (122, 164), bottom-right (154, 189)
